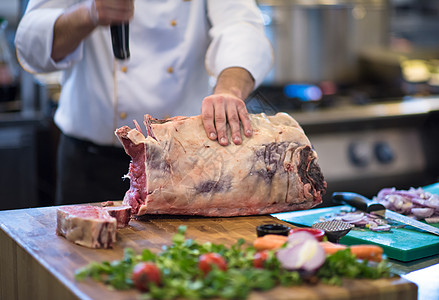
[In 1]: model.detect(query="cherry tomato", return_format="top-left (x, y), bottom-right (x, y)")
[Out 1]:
top-left (198, 253), bottom-right (227, 275)
top-left (131, 262), bottom-right (162, 292)
top-left (253, 250), bottom-right (269, 269)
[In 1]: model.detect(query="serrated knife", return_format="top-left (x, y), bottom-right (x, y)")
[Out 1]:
top-left (332, 192), bottom-right (439, 236)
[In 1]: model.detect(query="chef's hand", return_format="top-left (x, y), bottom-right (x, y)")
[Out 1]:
top-left (90, 0), bottom-right (134, 26)
top-left (51, 0), bottom-right (134, 62)
top-left (201, 67), bottom-right (255, 146)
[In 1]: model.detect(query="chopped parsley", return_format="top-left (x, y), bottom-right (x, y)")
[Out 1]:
top-left (75, 226), bottom-right (391, 299)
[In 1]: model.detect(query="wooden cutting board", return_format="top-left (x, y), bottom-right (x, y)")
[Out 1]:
top-left (273, 206), bottom-right (439, 262)
top-left (0, 203), bottom-right (417, 300)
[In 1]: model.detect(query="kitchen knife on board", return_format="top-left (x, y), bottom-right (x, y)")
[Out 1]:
top-left (332, 192), bottom-right (439, 236)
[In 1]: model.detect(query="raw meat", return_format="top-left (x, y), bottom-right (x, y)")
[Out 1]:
top-left (115, 113), bottom-right (326, 217)
top-left (104, 205), bottom-right (132, 228)
top-left (56, 205), bottom-right (117, 248)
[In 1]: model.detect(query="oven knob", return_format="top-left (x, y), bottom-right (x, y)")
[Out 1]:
top-left (374, 141), bottom-right (394, 164)
top-left (348, 141), bottom-right (371, 167)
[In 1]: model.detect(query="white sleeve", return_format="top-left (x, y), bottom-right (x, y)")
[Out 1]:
top-left (15, 1), bottom-right (85, 74)
top-left (205, 0), bottom-right (273, 89)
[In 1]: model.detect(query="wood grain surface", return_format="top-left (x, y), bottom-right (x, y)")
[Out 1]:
top-left (0, 203), bottom-right (418, 300)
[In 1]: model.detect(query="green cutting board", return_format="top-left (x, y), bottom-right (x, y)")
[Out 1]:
top-left (272, 206), bottom-right (439, 262)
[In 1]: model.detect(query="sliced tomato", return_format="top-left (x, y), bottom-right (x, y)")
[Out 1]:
top-left (198, 253), bottom-right (227, 275)
top-left (253, 250), bottom-right (269, 269)
top-left (131, 262), bottom-right (162, 291)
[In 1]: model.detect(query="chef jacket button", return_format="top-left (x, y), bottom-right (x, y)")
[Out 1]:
top-left (167, 66), bottom-right (174, 74)
top-left (171, 20), bottom-right (177, 27)
top-left (120, 112), bottom-right (127, 120)
top-left (121, 66), bottom-right (128, 73)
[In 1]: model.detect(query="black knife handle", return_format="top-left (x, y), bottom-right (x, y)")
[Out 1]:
top-left (110, 23), bottom-right (130, 60)
top-left (332, 192), bottom-right (370, 212)
top-left (332, 192), bottom-right (387, 213)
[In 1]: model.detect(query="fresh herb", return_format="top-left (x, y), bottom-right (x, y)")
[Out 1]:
top-left (75, 226), bottom-right (390, 299)
top-left (317, 248), bottom-right (391, 285)
top-left (75, 247), bottom-right (136, 290)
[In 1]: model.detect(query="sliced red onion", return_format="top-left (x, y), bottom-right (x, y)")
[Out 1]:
top-left (425, 195), bottom-right (439, 210)
top-left (376, 188), bottom-right (396, 201)
top-left (394, 190), bottom-right (420, 199)
top-left (367, 221), bottom-right (378, 228)
top-left (341, 213), bottom-right (365, 223)
top-left (287, 231), bottom-right (318, 245)
top-left (367, 214), bottom-right (381, 219)
top-left (370, 225), bottom-right (391, 232)
top-left (276, 244), bottom-right (303, 270)
top-left (387, 195), bottom-right (405, 209)
top-left (375, 187), bottom-right (439, 220)
top-left (374, 218), bottom-right (388, 226)
top-left (327, 212), bottom-right (389, 230)
top-left (411, 197), bottom-right (427, 207)
top-left (301, 242), bottom-right (326, 271)
top-left (409, 187), bottom-right (425, 197)
top-left (411, 207), bottom-right (435, 219)
top-left (276, 239), bottom-right (325, 271)
top-left (425, 216), bottom-right (439, 224)
top-left (357, 219), bottom-right (370, 226)
top-left (400, 202), bottom-right (413, 214)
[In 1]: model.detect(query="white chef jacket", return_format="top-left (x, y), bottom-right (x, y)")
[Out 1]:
top-left (15, 0), bottom-right (273, 146)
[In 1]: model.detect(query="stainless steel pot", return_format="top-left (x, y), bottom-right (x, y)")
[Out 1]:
top-left (258, 0), bottom-right (390, 85)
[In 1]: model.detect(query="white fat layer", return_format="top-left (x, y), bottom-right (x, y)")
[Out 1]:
top-left (127, 129), bottom-right (147, 145)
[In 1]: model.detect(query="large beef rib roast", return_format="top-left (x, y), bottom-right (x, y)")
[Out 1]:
top-left (115, 113), bottom-right (326, 217)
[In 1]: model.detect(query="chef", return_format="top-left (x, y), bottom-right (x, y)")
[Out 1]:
top-left (15, 0), bottom-right (273, 205)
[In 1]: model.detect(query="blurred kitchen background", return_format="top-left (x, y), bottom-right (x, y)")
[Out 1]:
top-left (1, 0), bottom-right (439, 210)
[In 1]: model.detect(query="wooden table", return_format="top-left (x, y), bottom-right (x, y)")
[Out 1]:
top-left (0, 204), bottom-right (418, 300)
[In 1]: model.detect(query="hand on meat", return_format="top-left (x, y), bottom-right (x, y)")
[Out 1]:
top-left (201, 92), bottom-right (252, 146)
top-left (201, 67), bottom-right (255, 146)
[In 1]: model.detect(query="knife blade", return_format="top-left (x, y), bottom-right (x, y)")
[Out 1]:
top-left (332, 192), bottom-right (439, 236)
